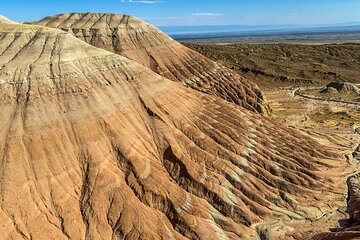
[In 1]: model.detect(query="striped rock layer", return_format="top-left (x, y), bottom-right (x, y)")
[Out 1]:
top-left (30, 13), bottom-right (269, 114)
top-left (0, 17), bottom-right (345, 239)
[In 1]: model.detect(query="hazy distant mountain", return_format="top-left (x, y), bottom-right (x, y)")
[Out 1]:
top-left (160, 23), bottom-right (360, 39)
top-left (160, 24), bottom-right (300, 35)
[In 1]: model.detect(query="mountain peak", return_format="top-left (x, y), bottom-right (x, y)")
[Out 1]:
top-left (30, 12), bottom-right (270, 114)
top-left (0, 15), bottom-right (18, 24)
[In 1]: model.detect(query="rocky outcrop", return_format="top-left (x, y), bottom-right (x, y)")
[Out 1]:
top-left (353, 145), bottom-right (360, 160)
top-left (321, 82), bottom-right (360, 94)
top-left (313, 174), bottom-right (360, 240)
top-left (0, 17), bottom-right (348, 239)
top-left (29, 13), bottom-right (269, 114)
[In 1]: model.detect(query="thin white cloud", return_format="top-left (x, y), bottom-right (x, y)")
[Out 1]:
top-left (192, 13), bottom-right (224, 17)
top-left (121, 0), bottom-right (163, 3)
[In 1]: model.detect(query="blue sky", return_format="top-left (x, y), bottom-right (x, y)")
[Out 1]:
top-left (1, 0), bottom-right (360, 26)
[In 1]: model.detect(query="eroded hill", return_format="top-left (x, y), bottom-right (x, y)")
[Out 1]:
top-left (29, 13), bottom-right (269, 114)
top-left (0, 16), bottom-right (354, 240)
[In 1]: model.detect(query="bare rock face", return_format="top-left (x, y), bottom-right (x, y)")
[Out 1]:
top-left (29, 13), bottom-right (269, 114)
top-left (0, 17), bottom-right (347, 239)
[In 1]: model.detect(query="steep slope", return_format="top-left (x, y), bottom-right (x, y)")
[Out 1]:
top-left (29, 13), bottom-right (269, 114)
top-left (0, 18), bottom-right (348, 239)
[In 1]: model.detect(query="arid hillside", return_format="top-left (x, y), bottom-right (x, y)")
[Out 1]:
top-left (184, 41), bottom-right (360, 240)
top-left (184, 43), bottom-right (360, 88)
top-left (29, 13), bottom-right (269, 114)
top-left (0, 15), bottom-right (353, 240)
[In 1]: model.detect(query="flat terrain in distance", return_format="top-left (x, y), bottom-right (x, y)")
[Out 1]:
top-left (177, 31), bottom-right (360, 45)
top-left (184, 42), bottom-right (360, 89)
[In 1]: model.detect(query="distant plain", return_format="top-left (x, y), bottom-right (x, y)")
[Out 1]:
top-left (169, 26), bottom-right (360, 44)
